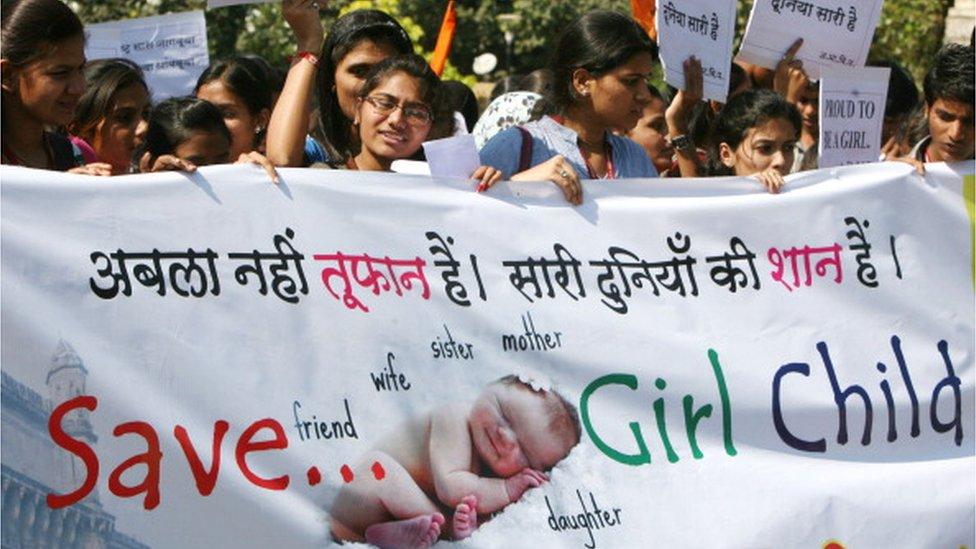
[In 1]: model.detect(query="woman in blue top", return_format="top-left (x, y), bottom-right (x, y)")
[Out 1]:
top-left (479, 10), bottom-right (659, 204)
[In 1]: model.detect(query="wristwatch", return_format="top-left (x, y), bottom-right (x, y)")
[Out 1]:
top-left (666, 134), bottom-right (695, 153)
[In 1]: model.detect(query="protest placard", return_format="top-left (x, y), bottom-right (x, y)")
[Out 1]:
top-left (818, 66), bottom-right (891, 167)
top-left (84, 26), bottom-right (122, 59)
top-left (736, 0), bottom-right (885, 80)
top-left (656, 0), bottom-right (737, 102)
top-left (1, 162), bottom-right (973, 547)
top-left (85, 11), bottom-right (209, 100)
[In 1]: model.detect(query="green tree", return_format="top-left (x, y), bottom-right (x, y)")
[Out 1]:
top-left (868, 0), bottom-right (954, 81)
top-left (397, 0), bottom-right (631, 77)
top-left (338, 0), bottom-right (475, 84)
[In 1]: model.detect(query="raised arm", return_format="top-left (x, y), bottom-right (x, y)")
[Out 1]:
top-left (479, 129), bottom-right (583, 205)
top-left (665, 56), bottom-right (705, 178)
top-left (773, 38), bottom-right (807, 104)
top-left (266, 0), bottom-right (324, 167)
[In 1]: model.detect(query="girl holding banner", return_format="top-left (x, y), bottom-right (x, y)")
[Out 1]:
top-left (0, 0), bottom-right (110, 174)
top-left (340, 53), bottom-right (500, 189)
top-left (478, 10), bottom-right (663, 205)
top-left (196, 56), bottom-right (274, 161)
top-left (136, 96), bottom-right (279, 181)
top-left (69, 59), bottom-right (151, 175)
top-left (710, 88), bottom-right (802, 193)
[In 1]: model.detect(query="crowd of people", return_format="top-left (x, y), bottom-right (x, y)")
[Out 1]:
top-left (1, 0), bottom-right (974, 205)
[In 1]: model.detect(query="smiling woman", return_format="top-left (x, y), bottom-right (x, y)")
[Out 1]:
top-left (346, 54), bottom-right (446, 172)
top-left (265, 3), bottom-right (414, 167)
top-left (327, 54), bottom-right (500, 188)
top-left (0, 0), bottom-right (93, 172)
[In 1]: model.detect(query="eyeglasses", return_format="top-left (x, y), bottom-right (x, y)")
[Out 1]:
top-left (363, 95), bottom-right (433, 127)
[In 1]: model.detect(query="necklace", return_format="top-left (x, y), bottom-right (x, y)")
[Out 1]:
top-left (550, 115), bottom-right (617, 179)
top-left (576, 135), bottom-right (616, 180)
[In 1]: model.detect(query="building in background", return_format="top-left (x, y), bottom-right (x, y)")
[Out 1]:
top-left (2, 340), bottom-right (148, 549)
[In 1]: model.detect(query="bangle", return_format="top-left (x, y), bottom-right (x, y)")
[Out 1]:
top-left (292, 51), bottom-right (319, 67)
top-left (666, 134), bottom-right (695, 153)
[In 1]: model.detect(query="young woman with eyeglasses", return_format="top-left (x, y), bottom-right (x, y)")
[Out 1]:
top-left (266, 1), bottom-right (414, 167)
top-left (332, 54), bottom-right (499, 186)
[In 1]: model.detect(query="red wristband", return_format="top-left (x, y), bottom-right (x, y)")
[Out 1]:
top-left (292, 51), bottom-right (319, 67)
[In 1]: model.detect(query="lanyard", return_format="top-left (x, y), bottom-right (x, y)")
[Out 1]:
top-left (583, 145), bottom-right (616, 179)
top-left (551, 116), bottom-right (617, 179)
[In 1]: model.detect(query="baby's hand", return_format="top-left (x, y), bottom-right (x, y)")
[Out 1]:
top-left (503, 468), bottom-right (548, 502)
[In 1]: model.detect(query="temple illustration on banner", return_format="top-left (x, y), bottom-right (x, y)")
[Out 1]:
top-left (1, 340), bottom-right (148, 549)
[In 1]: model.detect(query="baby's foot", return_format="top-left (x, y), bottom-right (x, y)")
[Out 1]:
top-left (364, 513), bottom-right (445, 549)
top-left (452, 495), bottom-right (478, 540)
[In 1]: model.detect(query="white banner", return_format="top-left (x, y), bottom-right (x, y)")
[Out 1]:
top-left (85, 11), bottom-right (209, 100)
top-left (1, 163), bottom-right (974, 548)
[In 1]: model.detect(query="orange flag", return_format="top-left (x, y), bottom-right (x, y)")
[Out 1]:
top-left (429, 0), bottom-right (457, 77)
top-left (630, 0), bottom-right (657, 41)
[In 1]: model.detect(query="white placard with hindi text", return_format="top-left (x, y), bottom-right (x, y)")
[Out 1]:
top-left (84, 27), bottom-right (121, 59)
top-left (736, 0), bottom-right (884, 80)
top-left (85, 11), bottom-right (209, 100)
top-left (818, 66), bottom-right (890, 167)
top-left (656, 0), bottom-right (737, 102)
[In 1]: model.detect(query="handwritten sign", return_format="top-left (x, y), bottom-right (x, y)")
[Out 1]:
top-left (818, 66), bottom-right (890, 167)
top-left (85, 11), bottom-right (209, 100)
top-left (656, 0), bottom-right (737, 102)
top-left (84, 27), bottom-right (121, 60)
top-left (736, 0), bottom-right (884, 80)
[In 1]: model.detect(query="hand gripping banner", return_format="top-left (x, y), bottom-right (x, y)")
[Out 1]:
top-left (1, 162), bottom-right (973, 548)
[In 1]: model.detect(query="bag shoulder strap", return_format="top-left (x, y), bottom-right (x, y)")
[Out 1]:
top-left (516, 126), bottom-right (533, 173)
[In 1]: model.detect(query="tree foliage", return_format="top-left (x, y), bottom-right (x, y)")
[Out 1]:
top-left (868, 0), bottom-right (955, 81)
top-left (69, 0), bottom-right (955, 86)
